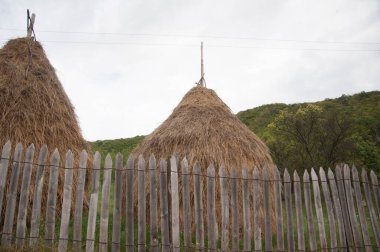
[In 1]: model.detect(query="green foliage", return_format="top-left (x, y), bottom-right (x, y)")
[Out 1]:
top-left (91, 136), bottom-right (145, 160)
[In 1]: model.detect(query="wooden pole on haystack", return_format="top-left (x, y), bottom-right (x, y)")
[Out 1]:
top-left (27, 10), bottom-right (36, 38)
top-left (197, 42), bottom-right (206, 87)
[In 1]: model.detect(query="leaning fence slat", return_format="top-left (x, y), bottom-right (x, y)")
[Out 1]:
top-left (160, 159), bottom-right (170, 252)
top-left (58, 151), bottom-right (74, 252)
top-left (219, 166), bottom-right (229, 251)
top-left (193, 161), bottom-right (204, 251)
top-left (352, 166), bottom-right (372, 252)
top-left (263, 166), bottom-right (272, 251)
top-left (294, 171), bottom-right (305, 252)
top-left (149, 155), bottom-right (158, 252)
top-left (16, 144), bottom-right (35, 246)
top-left (231, 169), bottom-right (239, 251)
top-left (2, 143), bottom-right (23, 246)
top-left (335, 165), bottom-right (354, 250)
top-left (240, 168), bottom-right (250, 251)
top-left (170, 156), bottom-right (180, 252)
top-left (181, 158), bottom-right (191, 252)
top-left (29, 144), bottom-right (48, 247)
top-left (138, 155), bottom-right (146, 252)
top-left (86, 152), bottom-right (101, 252)
top-left (252, 167), bottom-right (262, 251)
top-left (311, 168), bottom-right (327, 250)
top-left (99, 154), bottom-right (112, 252)
top-left (319, 168), bottom-right (337, 251)
top-left (284, 169), bottom-right (294, 252)
top-left (0, 141), bottom-right (12, 220)
top-left (343, 164), bottom-right (362, 248)
top-left (273, 167), bottom-right (284, 251)
top-left (362, 170), bottom-right (380, 247)
top-left (125, 156), bottom-right (134, 252)
top-left (370, 171), bottom-right (380, 220)
top-left (303, 170), bottom-right (317, 251)
top-left (73, 150), bottom-right (88, 250)
top-left (207, 164), bottom-right (217, 251)
top-left (112, 153), bottom-right (123, 252)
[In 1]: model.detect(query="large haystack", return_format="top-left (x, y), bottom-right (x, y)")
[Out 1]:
top-left (0, 37), bottom-right (91, 218)
top-left (132, 86), bottom-right (276, 231)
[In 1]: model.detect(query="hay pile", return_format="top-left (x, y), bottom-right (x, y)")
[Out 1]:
top-left (0, 37), bottom-right (91, 218)
top-left (132, 86), bottom-right (276, 232)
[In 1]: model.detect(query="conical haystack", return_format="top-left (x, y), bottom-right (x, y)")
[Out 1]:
top-left (132, 86), bottom-right (276, 231)
top-left (0, 38), bottom-right (91, 218)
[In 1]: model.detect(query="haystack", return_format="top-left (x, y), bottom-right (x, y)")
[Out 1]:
top-left (0, 37), bottom-right (91, 218)
top-left (132, 86), bottom-right (276, 232)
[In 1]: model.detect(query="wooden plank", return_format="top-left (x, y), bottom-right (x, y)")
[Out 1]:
top-left (73, 150), bottom-right (88, 250)
top-left (335, 165), bottom-right (354, 251)
top-left (160, 159), bottom-right (170, 252)
top-left (1, 143), bottom-right (23, 246)
top-left (125, 155), bottom-right (134, 252)
top-left (137, 155), bottom-right (146, 252)
top-left (86, 151), bottom-right (101, 252)
top-left (181, 158), bottom-right (191, 252)
top-left (343, 164), bottom-right (362, 249)
top-left (362, 169), bottom-right (380, 248)
top-left (0, 140), bottom-right (12, 220)
top-left (284, 169), bottom-right (294, 252)
top-left (193, 161), bottom-right (204, 251)
top-left (15, 144), bottom-right (35, 246)
top-left (241, 168), bottom-right (251, 251)
top-left (352, 166), bottom-right (372, 252)
top-left (112, 153), bottom-right (123, 252)
top-left (170, 156), bottom-right (180, 252)
top-left (231, 169), bottom-right (239, 251)
top-left (44, 148), bottom-right (60, 247)
top-left (263, 166), bottom-right (272, 251)
top-left (370, 171), bottom-right (380, 220)
top-left (58, 151), bottom-right (74, 252)
top-left (219, 165), bottom-right (229, 252)
top-left (293, 171), bottom-right (304, 252)
top-left (99, 154), bottom-right (112, 252)
top-left (149, 155), bottom-right (158, 252)
top-left (319, 168), bottom-right (337, 251)
top-left (303, 170), bottom-right (317, 251)
top-left (273, 167), bottom-right (284, 251)
top-left (311, 168), bottom-right (327, 250)
top-left (252, 167), bottom-right (262, 251)
top-left (207, 164), bottom-right (217, 251)
top-left (29, 144), bottom-right (48, 247)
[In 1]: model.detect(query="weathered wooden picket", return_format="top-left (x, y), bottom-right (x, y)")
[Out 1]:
top-left (0, 140), bottom-right (380, 251)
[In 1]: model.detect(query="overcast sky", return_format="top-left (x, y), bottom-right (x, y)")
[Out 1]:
top-left (1, 0), bottom-right (380, 141)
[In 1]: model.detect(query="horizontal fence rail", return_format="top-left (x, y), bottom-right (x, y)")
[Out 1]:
top-left (0, 140), bottom-right (380, 251)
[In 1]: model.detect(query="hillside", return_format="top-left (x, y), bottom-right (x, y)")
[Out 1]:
top-left (91, 91), bottom-right (380, 172)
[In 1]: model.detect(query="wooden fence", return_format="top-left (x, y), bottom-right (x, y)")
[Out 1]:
top-left (0, 140), bottom-right (380, 251)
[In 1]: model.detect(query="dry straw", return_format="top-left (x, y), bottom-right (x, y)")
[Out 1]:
top-left (0, 37), bottom-right (91, 218)
top-left (132, 86), bottom-right (276, 232)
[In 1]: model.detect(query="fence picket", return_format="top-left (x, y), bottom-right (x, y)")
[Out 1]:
top-left (137, 155), bottom-right (146, 252)
top-left (86, 152), bottom-right (101, 252)
top-left (219, 166), bottom-right (229, 252)
top-left (99, 154), bottom-right (112, 252)
top-left (370, 171), bottom-right (380, 220)
top-left (112, 153), bottom-right (123, 252)
top-left (284, 169), bottom-right (294, 252)
top-left (44, 148), bottom-right (60, 247)
top-left (150, 155), bottom-right (158, 252)
top-left (125, 156), bottom-right (134, 252)
top-left (58, 150), bottom-right (74, 252)
top-left (263, 166), bottom-right (272, 251)
top-left (29, 144), bottom-right (48, 247)
top-left (362, 170), bottom-right (380, 247)
top-left (241, 168), bottom-right (251, 251)
top-left (15, 144), bottom-right (35, 246)
top-left (303, 170), bottom-right (317, 251)
top-left (160, 159), bottom-right (170, 252)
top-left (294, 171), bottom-right (304, 251)
top-left (252, 167), bottom-right (262, 251)
top-left (73, 150), bottom-right (88, 250)
top-left (0, 141), bottom-right (12, 220)
top-left (170, 156), bottom-right (180, 252)
top-left (181, 158), bottom-right (191, 252)
top-left (231, 169), bottom-right (239, 251)
top-left (273, 167), bottom-right (284, 251)
top-left (311, 168), bottom-right (327, 250)
top-left (1, 143), bottom-right (23, 246)
top-left (319, 168), bottom-right (337, 251)
top-left (207, 164), bottom-right (217, 251)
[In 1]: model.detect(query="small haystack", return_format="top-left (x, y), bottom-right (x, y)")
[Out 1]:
top-left (132, 86), bottom-right (276, 231)
top-left (0, 38), bottom-right (91, 217)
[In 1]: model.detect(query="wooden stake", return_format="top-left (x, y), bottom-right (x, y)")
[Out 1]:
top-left (27, 10), bottom-right (36, 38)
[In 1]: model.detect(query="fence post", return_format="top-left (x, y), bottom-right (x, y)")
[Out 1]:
top-left (284, 169), bottom-right (294, 252)
top-left (311, 168), bottom-right (327, 250)
top-left (207, 164), bottom-right (217, 251)
top-left (149, 154), bottom-right (158, 252)
top-left (219, 165), bottom-right (229, 252)
top-left (274, 167), bottom-right (284, 251)
top-left (0, 141), bottom-right (12, 220)
top-left (137, 155), bottom-right (146, 252)
top-left (181, 158), bottom-right (191, 252)
top-left (242, 168), bottom-right (251, 251)
top-left (293, 171), bottom-right (304, 251)
top-left (160, 159), bottom-right (170, 252)
top-left (170, 156), bottom-right (180, 252)
top-left (303, 170), bottom-right (317, 251)
top-left (99, 154), bottom-right (112, 252)
top-left (263, 166), bottom-right (272, 251)
top-left (231, 169), bottom-right (239, 251)
top-left (125, 156), bottom-right (134, 252)
top-left (111, 153), bottom-right (123, 252)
